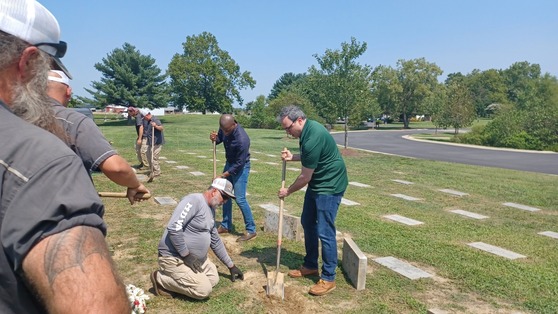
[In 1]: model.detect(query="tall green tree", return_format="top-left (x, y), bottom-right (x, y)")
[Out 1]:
top-left (167, 32), bottom-right (255, 114)
top-left (268, 72), bottom-right (306, 101)
top-left (465, 69), bottom-right (507, 117)
top-left (443, 81), bottom-right (476, 134)
top-left (307, 37), bottom-right (377, 148)
top-left (86, 43), bottom-right (168, 108)
top-left (372, 58), bottom-right (442, 128)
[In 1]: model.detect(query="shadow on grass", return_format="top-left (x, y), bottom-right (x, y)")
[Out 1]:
top-left (240, 246), bottom-right (305, 275)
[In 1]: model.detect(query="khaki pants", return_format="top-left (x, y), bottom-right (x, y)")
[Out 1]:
top-left (146, 144), bottom-right (162, 176)
top-left (136, 138), bottom-right (148, 166)
top-left (156, 256), bottom-right (219, 300)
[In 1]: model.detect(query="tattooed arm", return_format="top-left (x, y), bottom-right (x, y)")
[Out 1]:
top-left (22, 226), bottom-right (130, 313)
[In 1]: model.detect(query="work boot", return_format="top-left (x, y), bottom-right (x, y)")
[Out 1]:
top-left (236, 232), bottom-right (256, 242)
top-left (217, 226), bottom-right (229, 234)
top-left (150, 271), bottom-right (172, 298)
top-left (288, 266), bottom-right (319, 278)
top-left (309, 279), bottom-right (336, 296)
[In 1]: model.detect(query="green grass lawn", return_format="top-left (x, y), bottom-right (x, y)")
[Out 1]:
top-left (94, 114), bottom-right (557, 314)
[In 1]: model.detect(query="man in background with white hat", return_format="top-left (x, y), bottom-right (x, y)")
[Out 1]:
top-left (0, 1), bottom-right (130, 312)
top-left (152, 178), bottom-right (244, 300)
top-left (47, 70), bottom-right (150, 204)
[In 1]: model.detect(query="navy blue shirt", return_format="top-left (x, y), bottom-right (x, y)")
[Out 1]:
top-left (216, 124), bottom-right (250, 176)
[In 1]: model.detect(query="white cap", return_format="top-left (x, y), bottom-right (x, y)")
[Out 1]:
top-left (211, 178), bottom-right (236, 199)
top-left (0, 0), bottom-right (72, 78)
top-left (48, 70), bottom-right (70, 86)
top-left (140, 109), bottom-right (151, 116)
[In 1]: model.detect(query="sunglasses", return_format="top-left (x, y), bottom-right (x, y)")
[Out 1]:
top-left (218, 190), bottom-right (230, 201)
top-left (35, 40), bottom-right (67, 58)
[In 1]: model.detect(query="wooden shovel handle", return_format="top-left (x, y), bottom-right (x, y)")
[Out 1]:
top-left (98, 192), bottom-right (151, 199)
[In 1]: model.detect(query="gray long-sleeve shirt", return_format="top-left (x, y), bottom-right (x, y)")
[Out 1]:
top-left (157, 193), bottom-right (233, 268)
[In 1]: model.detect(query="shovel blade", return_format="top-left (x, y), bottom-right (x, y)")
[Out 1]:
top-left (266, 271), bottom-right (285, 299)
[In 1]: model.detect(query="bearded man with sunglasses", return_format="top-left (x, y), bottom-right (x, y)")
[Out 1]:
top-left (151, 178), bottom-right (245, 300)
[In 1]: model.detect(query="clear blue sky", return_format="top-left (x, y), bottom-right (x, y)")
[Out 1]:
top-left (41, 0), bottom-right (558, 106)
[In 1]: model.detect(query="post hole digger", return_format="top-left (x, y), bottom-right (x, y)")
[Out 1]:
top-left (266, 153), bottom-right (287, 299)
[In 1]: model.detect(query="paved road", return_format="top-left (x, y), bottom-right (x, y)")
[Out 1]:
top-left (331, 129), bottom-right (558, 175)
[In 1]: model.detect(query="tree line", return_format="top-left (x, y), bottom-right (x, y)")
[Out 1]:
top-left (76, 33), bottom-right (558, 152)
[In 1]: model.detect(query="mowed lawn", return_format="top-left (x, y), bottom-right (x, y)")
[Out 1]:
top-left (93, 113), bottom-right (558, 314)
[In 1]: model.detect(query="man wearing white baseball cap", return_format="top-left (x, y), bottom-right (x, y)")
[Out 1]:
top-left (152, 178), bottom-right (244, 300)
top-left (0, 1), bottom-right (130, 313)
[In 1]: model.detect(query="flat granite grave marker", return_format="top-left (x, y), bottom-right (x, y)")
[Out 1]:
top-left (373, 256), bottom-right (433, 280)
top-left (189, 171), bottom-right (205, 176)
top-left (439, 189), bottom-right (469, 197)
top-left (159, 156), bottom-right (167, 160)
top-left (538, 231), bottom-right (558, 239)
top-left (154, 197), bottom-right (177, 206)
top-left (468, 242), bottom-right (526, 259)
top-left (502, 202), bottom-right (541, 212)
top-left (342, 237), bottom-right (367, 290)
top-left (391, 194), bottom-right (421, 201)
top-left (136, 174), bottom-right (148, 181)
top-left (165, 160), bottom-right (177, 164)
top-left (449, 209), bottom-right (488, 220)
top-left (341, 198), bottom-right (360, 206)
top-left (175, 165), bottom-right (189, 169)
top-left (384, 214), bottom-right (423, 226)
top-left (196, 155), bottom-right (207, 158)
top-left (349, 181), bottom-right (371, 188)
top-left (287, 167), bottom-right (299, 172)
top-left (265, 162), bottom-right (279, 166)
top-left (392, 179), bottom-right (414, 185)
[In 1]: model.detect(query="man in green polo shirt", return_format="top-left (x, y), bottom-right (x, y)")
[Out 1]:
top-left (277, 105), bottom-right (348, 296)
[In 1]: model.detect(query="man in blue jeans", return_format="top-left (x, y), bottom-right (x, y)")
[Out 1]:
top-left (210, 114), bottom-right (257, 242)
top-left (277, 105), bottom-right (348, 296)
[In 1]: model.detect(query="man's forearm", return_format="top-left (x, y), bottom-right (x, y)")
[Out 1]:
top-left (22, 226), bottom-right (130, 313)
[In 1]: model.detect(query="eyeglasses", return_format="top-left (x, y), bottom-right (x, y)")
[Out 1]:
top-left (283, 119), bottom-right (296, 131)
top-left (35, 41), bottom-right (67, 58)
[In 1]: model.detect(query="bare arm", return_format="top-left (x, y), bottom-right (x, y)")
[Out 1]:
top-left (99, 155), bottom-right (150, 204)
top-left (22, 226), bottom-right (130, 314)
top-left (137, 125), bottom-right (144, 145)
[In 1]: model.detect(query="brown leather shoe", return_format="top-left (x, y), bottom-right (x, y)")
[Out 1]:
top-left (288, 266), bottom-right (319, 278)
top-left (150, 271), bottom-right (172, 298)
top-left (236, 232), bottom-right (256, 242)
top-left (217, 226), bottom-right (229, 234)
top-left (309, 279), bottom-right (336, 296)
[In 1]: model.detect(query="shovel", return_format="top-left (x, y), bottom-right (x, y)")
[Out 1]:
top-left (266, 155), bottom-right (287, 299)
top-left (147, 124), bottom-right (155, 183)
top-left (98, 191), bottom-right (151, 199)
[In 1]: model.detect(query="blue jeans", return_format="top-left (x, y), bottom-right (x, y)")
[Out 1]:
top-left (221, 162), bottom-right (256, 234)
top-left (301, 189), bottom-right (344, 282)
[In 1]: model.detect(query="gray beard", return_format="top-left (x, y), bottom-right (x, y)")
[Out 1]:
top-left (10, 67), bottom-right (67, 141)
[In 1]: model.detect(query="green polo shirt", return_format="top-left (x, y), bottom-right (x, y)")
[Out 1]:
top-left (299, 119), bottom-right (348, 194)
